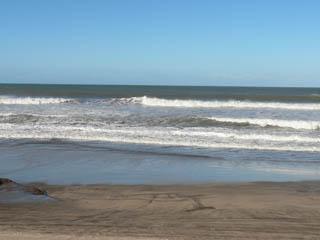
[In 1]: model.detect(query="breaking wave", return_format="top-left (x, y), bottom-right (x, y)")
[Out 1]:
top-left (1, 112), bottom-right (319, 131)
top-left (208, 117), bottom-right (320, 130)
top-left (0, 124), bottom-right (319, 152)
top-left (132, 96), bottom-right (320, 110)
top-left (0, 96), bottom-right (74, 105)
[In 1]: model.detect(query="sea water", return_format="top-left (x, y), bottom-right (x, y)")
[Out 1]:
top-left (0, 84), bottom-right (319, 184)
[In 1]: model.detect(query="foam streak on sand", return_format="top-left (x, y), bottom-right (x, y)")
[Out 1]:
top-left (133, 96), bottom-right (320, 110)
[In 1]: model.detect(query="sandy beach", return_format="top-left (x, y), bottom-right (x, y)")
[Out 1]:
top-left (1, 181), bottom-right (320, 239)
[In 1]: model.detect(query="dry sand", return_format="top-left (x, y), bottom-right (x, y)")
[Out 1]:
top-left (1, 181), bottom-right (320, 239)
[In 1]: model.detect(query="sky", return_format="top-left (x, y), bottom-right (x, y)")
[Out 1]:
top-left (1, 0), bottom-right (320, 87)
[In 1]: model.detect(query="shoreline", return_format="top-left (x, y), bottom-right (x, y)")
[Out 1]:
top-left (1, 181), bottom-right (320, 239)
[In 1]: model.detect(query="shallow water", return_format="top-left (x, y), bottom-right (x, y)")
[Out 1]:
top-left (1, 140), bottom-right (320, 184)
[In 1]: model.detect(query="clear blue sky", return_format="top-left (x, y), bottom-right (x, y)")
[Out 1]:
top-left (1, 0), bottom-right (320, 87)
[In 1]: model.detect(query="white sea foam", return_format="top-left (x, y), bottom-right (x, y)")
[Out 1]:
top-left (208, 117), bottom-right (320, 130)
top-left (132, 96), bottom-right (320, 110)
top-left (0, 124), bottom-right (319, 152)
top-left (0, 96), bottom-right (73, 105)
top-left (170, 129), bottom-right (319, 143)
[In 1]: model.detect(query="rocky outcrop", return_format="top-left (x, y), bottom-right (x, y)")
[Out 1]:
top-left (0, 178), bottom-right (47, 196)
top-left (0, 178), bottom-right (14, 186)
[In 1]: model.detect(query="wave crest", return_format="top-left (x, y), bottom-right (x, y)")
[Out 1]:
top-left (0, 124), bottom-right (319, 152)
top-left (208, 117), bottom-right (320, 130)
top-left (0, 96), bottom-right (74, 105)
top-left (132, 96), bottom-right (320, 110)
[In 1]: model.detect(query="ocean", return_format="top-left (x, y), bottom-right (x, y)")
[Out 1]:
top-left (0, 84), bottom-right (320, 184)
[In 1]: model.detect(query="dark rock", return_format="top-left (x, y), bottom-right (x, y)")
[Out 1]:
top-left (0, 178), bottom-right (15, 186)
top-left (0, 178), bottom-right (47, 196)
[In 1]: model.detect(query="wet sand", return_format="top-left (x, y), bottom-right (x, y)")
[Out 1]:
top-left (1, 181), bottom-right (320, 239)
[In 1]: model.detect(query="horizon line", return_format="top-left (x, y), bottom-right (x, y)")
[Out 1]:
top-left (0, 82), bottom-right (320, 89)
